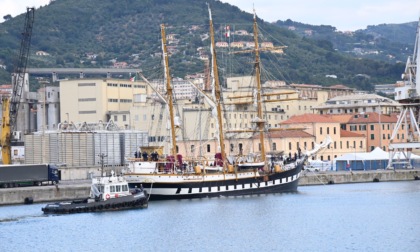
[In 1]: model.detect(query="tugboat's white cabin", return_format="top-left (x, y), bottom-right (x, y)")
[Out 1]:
top-left (90, 171), bottom-right (131, 200)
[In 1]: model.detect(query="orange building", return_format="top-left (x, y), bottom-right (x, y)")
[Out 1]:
top-left (329, 112), bottom-right (405, 152)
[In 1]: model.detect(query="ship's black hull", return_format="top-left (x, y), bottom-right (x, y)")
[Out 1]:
top-left (42, 192), bottom-right (148, 214)
top-left (128, 165), bottom-right (302, 201)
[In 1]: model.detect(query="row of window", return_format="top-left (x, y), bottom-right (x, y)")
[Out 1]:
top-left (370, 133), bottom-right (404, 140)
top-left (107, 83), bottom-right (147, 88)
top-left (348, 123), bottom-right (402, 132)
top-left (108, 99), bottom-right (133, 103)
top-left (319, 127), bottom-right (337, 135)
top-left (113, 115), bottom-right (127, 122)
top-left (79, 98), bottom-right (96, 102)
top-left (109, 184), bottom-right (129, 193)
top-left (149, 136), bottom-right (166, 142)
top-left (79, 110), bottom-right (96, 114)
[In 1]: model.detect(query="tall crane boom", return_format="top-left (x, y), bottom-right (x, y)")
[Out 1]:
top-left (1, 8), bottom-right (35, 164)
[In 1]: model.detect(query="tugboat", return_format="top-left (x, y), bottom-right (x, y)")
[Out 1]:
top-left (42, 171), bottom-right (148, 214)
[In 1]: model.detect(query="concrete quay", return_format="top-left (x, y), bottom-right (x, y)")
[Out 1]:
top-left (1, 169), bottom-right (419, 206)
top-left (299, 168), bottom-right (420, 185)
top-left (0, 182), bottom-right (91, 206)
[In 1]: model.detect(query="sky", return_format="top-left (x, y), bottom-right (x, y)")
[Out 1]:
top-left (1, 0), bottom-right (419, 31)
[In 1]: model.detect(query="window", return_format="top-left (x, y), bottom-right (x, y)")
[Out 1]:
top-left (370, 125), bottom-right (374, 130)
top-left (320, 127), bottom-right (323, 135)
top-left (334, 127), bottom-right (336, 134)
top-left (371, 134), bottom-right (375, 140)
top-left (110, 186), bottom-right (115, 193)
top-left (289, 142), bottom-right (292, 150)
top-left (116, 185), bottom-right (121, 192)
top-left (273, 142), bottom-right (277, 151)
top-left (327, 127), bottom-right (330, 134)
top-left (123, 115), bottom-right (126, 121)
top-left (191, 145), bottom-right (195, 153)
top-left (207, 144), bottom-right (211, 153)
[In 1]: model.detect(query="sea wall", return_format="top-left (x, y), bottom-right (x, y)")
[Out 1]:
top-left (0, 184), bottom-right (90, 205)
top-left (299, 169), bottom-right (420, 186)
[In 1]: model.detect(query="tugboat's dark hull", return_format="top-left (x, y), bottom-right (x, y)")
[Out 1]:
top-left (128, 165), bottom-right (302, 201)
top-left (42, 193), bottom-right (148, 214)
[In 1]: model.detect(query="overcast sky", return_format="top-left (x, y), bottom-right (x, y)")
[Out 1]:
top-left (1, 0), bottom-right (420, 31)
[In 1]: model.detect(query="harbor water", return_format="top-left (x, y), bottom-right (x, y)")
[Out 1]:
top-left (1, 181), bottom-right (419, 252)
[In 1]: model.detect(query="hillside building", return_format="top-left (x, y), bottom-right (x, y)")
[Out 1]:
top-left (313, 93), bottom-right (401, 115)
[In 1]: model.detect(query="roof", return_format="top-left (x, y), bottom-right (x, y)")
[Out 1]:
top-left (328, 112), bottom-right (399, 124)
top-left (290, 83), bottom-right (352, 90)
top-left (252, 130), bottom-right (313, 139)
top-left (280, 113), bottom-right (339, 124)
top-left (327, 114), bottom-right (353, 123)
top-left (348, 112), bottom-right (398, 124)
top-left (314, 93), bottom-right (401, 109)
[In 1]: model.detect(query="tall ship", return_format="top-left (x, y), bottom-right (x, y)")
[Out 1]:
top-left (123, 6), bottom-right (317, 200)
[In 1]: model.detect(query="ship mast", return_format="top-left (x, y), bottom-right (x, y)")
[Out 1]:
top-left (208, 4), bottom-right (227, 168)
top-left (161, 24), bottom-right (177, 159)
top-left (252, 10), bottom-right (266, 163)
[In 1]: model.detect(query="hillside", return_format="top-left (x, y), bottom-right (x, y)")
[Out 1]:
top-left (274, 19), bottom-right (417, 63)
top-left (0, 0), bottom-right (407, 91)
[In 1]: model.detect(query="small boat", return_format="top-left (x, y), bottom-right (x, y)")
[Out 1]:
top-left (42, 171), bottom-right (148, 214)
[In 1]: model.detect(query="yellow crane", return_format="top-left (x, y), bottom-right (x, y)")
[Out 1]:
top-left (1, 8), bottom-right (35, 164)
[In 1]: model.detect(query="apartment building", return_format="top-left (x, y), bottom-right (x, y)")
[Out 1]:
top-left (329, 112), bottom-right (405, 152)
top-left (313, 93), bottom-right (401, 115)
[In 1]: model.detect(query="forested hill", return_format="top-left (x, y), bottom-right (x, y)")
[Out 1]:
top-left (0, 0), bottom-right (408, 91)
top-left (274, 19), bottom-right (417, 63)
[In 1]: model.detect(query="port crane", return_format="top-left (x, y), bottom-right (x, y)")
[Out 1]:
top-left (388, 18), bottom-right (420, 169)
top-left (1, 8), bottom-right (35, 164)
